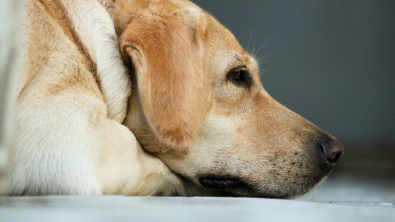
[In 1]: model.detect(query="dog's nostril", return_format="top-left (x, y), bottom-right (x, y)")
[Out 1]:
top-left (319, 137), bottom-right (344, 168)
top-left (332, 152), bottom-right (341, 164)
top-left (320, 144), bottom-right (325, 153)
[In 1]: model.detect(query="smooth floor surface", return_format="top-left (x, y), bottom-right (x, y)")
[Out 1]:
top-left (1, 154), bottom-right (394, 222)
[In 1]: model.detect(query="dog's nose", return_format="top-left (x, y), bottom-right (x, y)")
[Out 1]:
top-left (318, 137), bottom-right (344, 168)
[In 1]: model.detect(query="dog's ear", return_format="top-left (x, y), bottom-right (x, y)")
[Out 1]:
top-left (115, 0), bottom-right (208, 148)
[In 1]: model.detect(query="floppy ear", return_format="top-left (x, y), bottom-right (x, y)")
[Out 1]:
top-left (115, 0), bottom-right (207, 148)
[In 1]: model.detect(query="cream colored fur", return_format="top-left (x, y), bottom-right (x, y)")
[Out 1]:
top-left (7, 0), bottom-right (342, 198)
top-left (61, 0), bottom-right (131, 122)
top-left (6, 0), bottom-right (185, 196)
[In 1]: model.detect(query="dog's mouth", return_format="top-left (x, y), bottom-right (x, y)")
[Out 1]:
top-left (196, 172), bottom-right (327, 198)
top-left (198, 175), bottom-right (246, 189)
top-left (197, 174), bottom-right (261, 197)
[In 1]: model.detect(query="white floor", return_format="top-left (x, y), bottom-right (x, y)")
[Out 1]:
top-left (1, 155), bottom-right (394, 222)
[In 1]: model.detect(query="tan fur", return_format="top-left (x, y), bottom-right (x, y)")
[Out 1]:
top-left (116, 0), bottom-right (343, 198)
top-left (8, 0), bottom-right (342, 197)
top-left (113, 0), bottom-right (208, 147)
top-left (38, 0), bottom-right (92, 67)
top-left (7, 0), bottom-right (186, 196)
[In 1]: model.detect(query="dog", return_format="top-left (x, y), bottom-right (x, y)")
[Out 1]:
top-left (6, 0), bottom-right (343, 198)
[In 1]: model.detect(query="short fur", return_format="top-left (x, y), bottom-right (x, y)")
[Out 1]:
top-left (6, 0), bottom-right (342, 197)
top-left (7, 0), bottom-right (185, 196)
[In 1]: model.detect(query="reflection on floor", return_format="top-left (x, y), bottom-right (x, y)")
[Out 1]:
top-left (1, 152), bottom-right (394, 221)
top-left (298, 153), bottom-right (395, 205)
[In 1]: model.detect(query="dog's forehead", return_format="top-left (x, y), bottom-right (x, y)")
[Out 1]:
top-left (124, 0), bottom-right (243, 49)
top-left (153, 0), bottom-right (243, 48)
top-left (121, 0), bottom-right (257, 76)
top-left (143, 0), bottom-right (205, 25)
top-left (168, 0), bottom-right (203, 16)
top-left (150, 1), bottom-right (252, 63)
top-left (201, 18), bottom-right (259, 82)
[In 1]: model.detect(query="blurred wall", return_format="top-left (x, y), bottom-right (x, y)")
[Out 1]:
top-left (194, 0), bottom-right (395, 152)
top-left (0, 0), bottom-right (23, 187)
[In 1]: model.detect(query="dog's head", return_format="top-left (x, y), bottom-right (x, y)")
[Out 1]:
top-left (111, 0), bottom-right (343, 198)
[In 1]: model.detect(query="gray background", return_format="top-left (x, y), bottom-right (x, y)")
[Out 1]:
top-left (193, 0), bottom-right (395, 153)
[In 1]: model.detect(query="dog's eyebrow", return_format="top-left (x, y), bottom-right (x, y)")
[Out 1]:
top-left (234, 55), bottom-right (244, 63)
top-left (226, 53), bottom-right (246, 70)
top-left (230, 52), bottom-right (243, 61)
top-left (214, 51), bottom-right (247, 76)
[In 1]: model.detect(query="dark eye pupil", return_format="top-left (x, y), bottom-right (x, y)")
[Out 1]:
top-left (227, 67), bottom-right (252, 88)
top-left (231, 70), bottom-right (241, 80)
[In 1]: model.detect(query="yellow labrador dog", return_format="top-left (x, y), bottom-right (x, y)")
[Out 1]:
top-left (7, 0), bottom-right (343, 198)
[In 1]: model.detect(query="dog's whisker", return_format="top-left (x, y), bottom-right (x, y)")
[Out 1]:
top-left (253, 37), bottom-right (273, 58)
top-left (252, 36), bottom-right (256, 57)
top-left (260, 69), bottom-right (273, 76)
top-left (256, 51), bottom-right (276, 64)
top-left (257, 61), bottom-right (272, 65)
top-left (246, 30), bottom-right (255, 53)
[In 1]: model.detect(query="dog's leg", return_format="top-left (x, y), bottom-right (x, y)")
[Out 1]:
top-left (10, 91), bottom-right (184, 195)
top-left (7, 0), bottom-right (184, 196)
top-left (60, 0), bottom-right (131, 123)
top-left (95, 118), bottom-right (186, 195)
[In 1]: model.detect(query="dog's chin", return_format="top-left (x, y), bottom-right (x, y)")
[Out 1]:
top-left (197, 174), bottom-right (326, 198)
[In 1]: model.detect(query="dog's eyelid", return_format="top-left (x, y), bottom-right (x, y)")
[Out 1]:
top-left (232, 65), bottom-right (247, 72)
top-left (224, 64), bottom-right (247, 74)
top-left (227, 66), bottom-right (253, 88)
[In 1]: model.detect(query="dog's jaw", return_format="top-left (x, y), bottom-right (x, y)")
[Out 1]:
top-left (119, 0), bottom-right (343, 198)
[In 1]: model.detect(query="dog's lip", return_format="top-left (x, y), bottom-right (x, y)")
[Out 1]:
top-left (198, 174), bottom-right (245, 189)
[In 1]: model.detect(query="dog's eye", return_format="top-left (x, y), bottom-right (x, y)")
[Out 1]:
top-left (230, 69), bottom-right (242, 81)
top-left (227, 67), bottom-right (252, 88)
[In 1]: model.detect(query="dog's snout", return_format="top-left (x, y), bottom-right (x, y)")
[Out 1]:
top-left (318, 137), bottom-right (344, 168)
